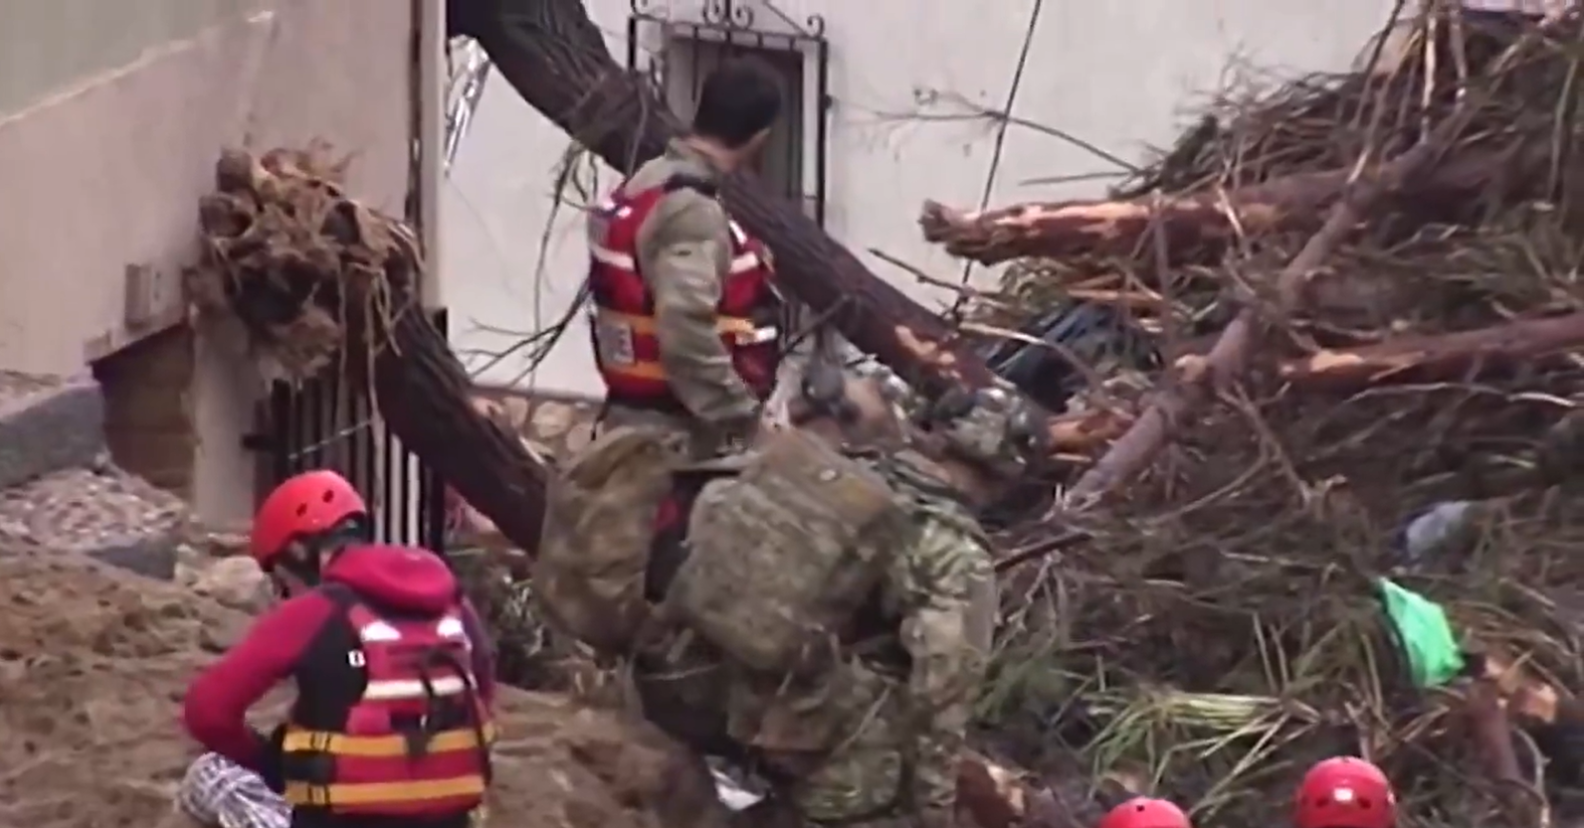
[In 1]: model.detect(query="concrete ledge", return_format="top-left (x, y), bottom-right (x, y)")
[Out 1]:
top-left (0, 372), bottom-right (106, 491)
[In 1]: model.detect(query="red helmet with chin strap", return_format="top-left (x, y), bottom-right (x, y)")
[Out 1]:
top-left (250, 470), bottom-right (368, 568)
top-left (1097, 797), bottom-right (1192, 828)
top-left (1294, 757), bottom-right (1396, 828)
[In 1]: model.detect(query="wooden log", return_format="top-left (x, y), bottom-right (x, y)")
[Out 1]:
top-left (921, 169), bottom-right (1349, 266)
top-left (1278, 312), bottom-right (1584, 391)
top-left (447, 0), bottom-right (1108, 450)
top-left (370, 309), bottom-right (548, 560)
top-left (920, 140), bottom-right (1549, 268)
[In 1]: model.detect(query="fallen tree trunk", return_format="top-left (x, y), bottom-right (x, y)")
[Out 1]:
top-left (1278, 311), bottom-right (1584, 391)
top-left (447, 0), bottom-right (1110, 449)
top-left (190, 148), bottom-right (549, 558)
top-left (920, 139), bottom-right (1549, 268)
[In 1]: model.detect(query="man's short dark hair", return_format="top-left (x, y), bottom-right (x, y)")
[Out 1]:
top-left (691, 58), bottom-right (783, 148)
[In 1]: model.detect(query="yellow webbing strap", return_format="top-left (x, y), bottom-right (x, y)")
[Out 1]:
top-left (595, 308), bottom-right (759, 337)
top-left (284, 775), bottom-right (486, 806)
top-left (282, 723), bottom-right (496, 757)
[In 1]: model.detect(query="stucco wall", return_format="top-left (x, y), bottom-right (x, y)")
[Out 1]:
top-left (0, 0), bottom-right (414, 523)
top-left (442, 0), bottom-right (1399, 394)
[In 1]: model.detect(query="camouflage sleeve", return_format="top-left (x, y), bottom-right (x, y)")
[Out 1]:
top-left (635, 190), bottom-right (760, 426)
top-left (886, 513), bottom-right (996, 815)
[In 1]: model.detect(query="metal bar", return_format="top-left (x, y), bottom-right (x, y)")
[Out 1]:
top-left (355, 389), bottom-right (377, 540)
top-left (812, 37), bottom-right (829, 227)
top-left (303, 383), bottom-right (323, 471)
top-left (270, 383), bottom-right (291, 482)
top-left (403, 434), bottom-right (418, 546)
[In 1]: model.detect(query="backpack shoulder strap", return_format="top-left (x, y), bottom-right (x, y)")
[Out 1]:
top-left (662, 174), bottom-right (720, 198)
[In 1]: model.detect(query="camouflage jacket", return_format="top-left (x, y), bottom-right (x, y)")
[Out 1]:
top-left (718, 452), bottom-right (996, 814)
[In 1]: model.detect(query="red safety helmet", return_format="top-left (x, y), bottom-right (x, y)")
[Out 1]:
top-left (1098, 797), bottom-right (1192, 828)
top-left (1294, 757), bottom-right (1396, 828)
top-left (250, 470), bottom-right (368, 568)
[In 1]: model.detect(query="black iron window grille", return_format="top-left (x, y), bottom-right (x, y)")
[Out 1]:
top-left (627, 0), bottom-right (831, 226)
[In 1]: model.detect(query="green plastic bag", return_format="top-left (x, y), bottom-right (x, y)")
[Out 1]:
top-left (1377, 578), bottom-right (1466, 689)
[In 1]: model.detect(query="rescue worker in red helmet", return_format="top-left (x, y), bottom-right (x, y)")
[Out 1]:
top-left (1097, 796), bottom-right (1194, 828)
top-left (183, 470), bottom-right (496, 828)
top-left (585, 57), bottom-right (786, 459)
top-left (1294, 756), bottom-right (1397, 828)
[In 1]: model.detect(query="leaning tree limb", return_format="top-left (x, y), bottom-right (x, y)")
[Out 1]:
top-left (1278, 311), bottom-right (1584, 391)
top-left (919, 138), bottom-right (1550, 269)
top-left (190, 147), bottom-right (549, 558)
top-left (446, 0), bottom-right (1112, 449)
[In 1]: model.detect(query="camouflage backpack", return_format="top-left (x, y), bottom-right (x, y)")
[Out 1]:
top-left (533, 425), bottom-right (677, 655)
top-left (659, 427), bottom-right (916, 676)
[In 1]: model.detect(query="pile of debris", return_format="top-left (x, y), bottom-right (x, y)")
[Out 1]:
top-left (0, 367), bottom-right (734, 828)
top-left (177, 6), bottom-right (1584, 828)
top-left (0, 549), bottom-right (732, 828)
top-left (918, 9), bottom-right (1584, 827)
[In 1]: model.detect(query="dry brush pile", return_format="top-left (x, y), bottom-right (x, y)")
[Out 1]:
top-left (930, 9), bottom-right (1584, 828)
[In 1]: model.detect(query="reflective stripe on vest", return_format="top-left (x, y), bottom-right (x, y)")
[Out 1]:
top-left (587, 182), bottom-right (783, 404)
top-left (282, 589), bottom-right (490, 815)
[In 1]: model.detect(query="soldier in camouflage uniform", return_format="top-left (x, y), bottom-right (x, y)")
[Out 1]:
top-left (629, 363), bottom-right (1044, 828)
top-left (585, 58), bottom-right (788, 459)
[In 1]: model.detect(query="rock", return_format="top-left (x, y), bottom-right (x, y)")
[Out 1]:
top-left (190, 556), bottom-right (270, 611)
top-left (0, 466), bottom-right (187, 580)
top-left (0, 372), bottom-right (105, 491)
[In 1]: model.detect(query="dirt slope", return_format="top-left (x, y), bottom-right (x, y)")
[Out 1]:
top-left (0, 548), bottom-right (726, 828)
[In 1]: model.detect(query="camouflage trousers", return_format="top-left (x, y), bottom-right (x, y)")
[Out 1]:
top-left (739, 678), bottom-right (953, 828)
top-left (736, 719), bottom-right (946, 828)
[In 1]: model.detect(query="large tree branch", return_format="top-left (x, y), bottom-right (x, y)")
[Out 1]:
top-left (919, 140), bottom-right (1546, 269)
top-left (1278, 311), bottom-right (1584, 391)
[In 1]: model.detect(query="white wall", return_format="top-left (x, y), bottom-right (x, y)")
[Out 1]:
top-left (443, 0), bottom-right (1398, 395)
top-left (0, 1), bottom-right (417, 524)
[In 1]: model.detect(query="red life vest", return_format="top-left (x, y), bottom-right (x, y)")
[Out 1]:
top-left (281, 587), bottom-right (493, 817)
top-left (587, 177), bottom-right (783, 410)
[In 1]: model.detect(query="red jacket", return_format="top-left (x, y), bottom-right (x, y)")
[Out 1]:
top-left (183, 545), bottom-right (496, 816)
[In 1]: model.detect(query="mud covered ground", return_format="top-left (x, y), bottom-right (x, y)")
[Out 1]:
top-left (0, 548), bottom-right (728, 828)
